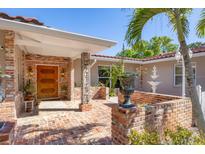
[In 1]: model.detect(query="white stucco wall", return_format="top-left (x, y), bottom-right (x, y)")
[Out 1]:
top-left (142, 57), bottom-right (205, 96)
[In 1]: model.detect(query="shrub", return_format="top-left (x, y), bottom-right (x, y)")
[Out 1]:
top-left (164, 126), bottom-right (193, 145)
top-left (129, 129), bottom-right (160, 145)
top-left (129, 127), bottom-right (205, 145)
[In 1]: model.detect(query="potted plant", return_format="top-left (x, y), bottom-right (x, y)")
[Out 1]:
top-left (23, 79), bottom-right (35, 101)
top-left (118, 72), bottom-right (137, 108)
top-left (61, 84), bottom-right (68, 99)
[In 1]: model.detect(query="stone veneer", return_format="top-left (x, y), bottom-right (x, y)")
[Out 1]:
top-left (0, 31), bottom-right (17, 145)
top-left (112, 91), bottom-right (192, 145)
top-left (25, 54), bottom-right (74, 100)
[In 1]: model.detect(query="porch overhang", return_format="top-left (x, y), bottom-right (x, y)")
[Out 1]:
top-left (0, 18), bottom-right (116, 58)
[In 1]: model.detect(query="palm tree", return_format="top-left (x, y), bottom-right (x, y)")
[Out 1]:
top-left (197, 9), bottom-right (205, 38)
top-left (125, 8), bottom-right (205, 133)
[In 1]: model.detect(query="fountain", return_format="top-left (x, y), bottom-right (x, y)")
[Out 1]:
top-left (148, 65), bottom-right (160, 93)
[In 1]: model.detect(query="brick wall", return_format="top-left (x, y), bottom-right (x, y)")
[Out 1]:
top-left (112, 91), bottom-right (192, 145)
top-left (25, 54), bottom-right (73, 100)
top-left (74, 86), bottom-right (109, 100)
top-left (118, 90), bottom-right (180, 105)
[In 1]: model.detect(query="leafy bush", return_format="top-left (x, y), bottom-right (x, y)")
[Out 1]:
top-left (23, 80), bottom-right (35, 96)
top-left (165, 126), bottom-right (205, 145)
top-left (129, 129), bottom-right (160, 145)
top-left (164, 126), bottom-right (193, 145)
top-left (129, 127), bottom-right (205, 145)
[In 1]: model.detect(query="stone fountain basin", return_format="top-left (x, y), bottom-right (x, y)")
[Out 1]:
top-left (147, 81), bottom-right (160, 86)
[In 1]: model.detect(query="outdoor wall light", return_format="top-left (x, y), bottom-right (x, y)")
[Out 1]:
top-left (175, 48), bottom-right (193, 62)
top-left (27, 66), bottom-right (34, 77)
top-left (0, 43), bottom-right (5, 51)
top-left (61, 68), bottom-right (65, 77)
top-left (175, 49), bottom-right (182, 62)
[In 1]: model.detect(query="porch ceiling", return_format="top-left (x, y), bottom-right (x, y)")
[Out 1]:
top-left (0, 18), bottom-right (116, 59)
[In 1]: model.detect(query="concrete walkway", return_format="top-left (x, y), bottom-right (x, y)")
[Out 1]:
top-left (14, 100), bottom-right (112, 145)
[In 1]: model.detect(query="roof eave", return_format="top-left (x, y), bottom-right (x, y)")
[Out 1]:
top-left (0, 18), bottom-right (117, 48)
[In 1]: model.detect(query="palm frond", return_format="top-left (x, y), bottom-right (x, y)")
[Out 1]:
top-left (196, 9), bottom-right (205, 38)
top-left (125, 8), bottom-right (169, 46)
top-left (167, 9), bottom-right (192, 38)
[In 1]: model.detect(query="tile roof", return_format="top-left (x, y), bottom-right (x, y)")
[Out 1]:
top-left (0, 12), bottom-right (44, 26)
top-left (92, 47), bottom-right (205, 62)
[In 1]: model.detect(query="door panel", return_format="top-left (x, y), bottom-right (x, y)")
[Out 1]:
top-left (37, 65), bottom-right (58, 99)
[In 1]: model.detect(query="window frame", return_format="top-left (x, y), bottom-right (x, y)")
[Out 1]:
top-left (173, 63), bottom-right (196, 87)
top-left (97, 65), bottom-right (112, 88)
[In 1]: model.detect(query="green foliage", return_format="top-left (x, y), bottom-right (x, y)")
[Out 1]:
top-left (192, 134), bottom-right (205, 145)
top-left (129, 127), bottom-right (205, 145)
top-left (164, 126), bottom-right (205, 145)
top-left (188, 41), bottom-right (205, 48)
top-left (23, 80), bottom-right (35, 96)
top-left (117, 36), bottom-right (178, 59)
top-left (106, 60), bottom-right (125, 96)
top-left (197, 9), bottom-right (205, 38)
top-left (61, 85), bottom-right (68, 92)
top-left (129, 129), bottom-right (160, 145)
top-left (164, 126), bottom-right (193, 145)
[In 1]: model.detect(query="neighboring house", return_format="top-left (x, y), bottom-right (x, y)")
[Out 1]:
top-left (78, 49), bottom-right (205, 96)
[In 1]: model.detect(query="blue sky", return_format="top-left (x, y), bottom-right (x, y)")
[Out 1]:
top-left (0, 8), bottom-right (204, 56)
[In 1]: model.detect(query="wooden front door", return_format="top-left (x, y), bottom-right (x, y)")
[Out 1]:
top-left (37, 65), bottom-right (58, 99)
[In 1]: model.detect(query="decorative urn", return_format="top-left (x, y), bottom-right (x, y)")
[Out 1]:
top-left (119, 72), bottom-right (137, 108)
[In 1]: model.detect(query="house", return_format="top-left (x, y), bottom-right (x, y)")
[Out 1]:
top-left (82, 48), bottom-right (205, 97)
top-left (0, 12), bottom-right (116, 120)
top-left (0, 12), bottom-right (205, 120)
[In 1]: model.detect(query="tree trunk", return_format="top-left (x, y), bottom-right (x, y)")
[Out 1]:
top-left (180, 40), bottom-right (205, 133)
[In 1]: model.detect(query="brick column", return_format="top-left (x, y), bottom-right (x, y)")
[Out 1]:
top-left (112, 105), bottom-right (143, 145)
top-left (4, 31), bottom-right (16, 101)
top-left (80, 52), bottom-right (92, 112)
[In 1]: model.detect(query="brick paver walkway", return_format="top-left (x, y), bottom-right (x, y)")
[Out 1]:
top-left (14, 100), bottom-right (112, 145)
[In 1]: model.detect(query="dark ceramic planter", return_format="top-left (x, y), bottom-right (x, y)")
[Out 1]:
top-left (119, 73), bottom-right (136, 108)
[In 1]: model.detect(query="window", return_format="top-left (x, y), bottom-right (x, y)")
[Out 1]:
top-left (174, 64), bottom-right (196, 86)
top-left (98, 66), bottom-right (111, 87)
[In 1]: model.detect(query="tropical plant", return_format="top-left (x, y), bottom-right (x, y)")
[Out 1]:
top-left (125, 8), bottom-right (205, 133)
top-left (196, 9), bottom-right (205, 38)
top-left (105, 60), bottom-right (125, 96)
top-left (117, 36), bottom-right (178, 58)
top-left (188, 42), bottom-right (205, 48)
top-left (23, 79), bottom-right (35, 96)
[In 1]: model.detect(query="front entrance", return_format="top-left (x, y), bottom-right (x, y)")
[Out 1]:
top-left (37, 65), bottom-right (59, 99)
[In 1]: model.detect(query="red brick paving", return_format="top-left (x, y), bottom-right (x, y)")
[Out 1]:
top-left (14, 100), bottom-right (112, 145)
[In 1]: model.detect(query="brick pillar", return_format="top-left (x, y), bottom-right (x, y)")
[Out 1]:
top-left (112, 105), bottom-right (145, 145)
top-left (80, 52), bottom-right (92, 112)
top-left (4, 31), bottom-right (16, 101)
